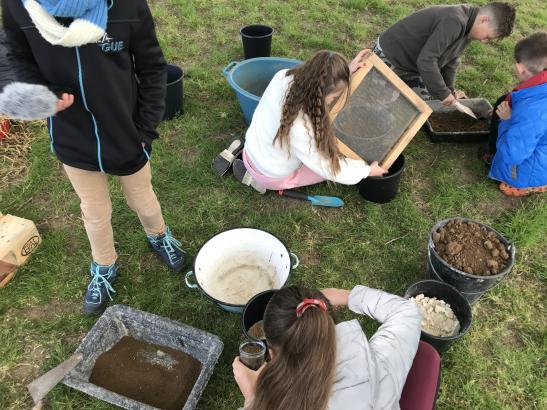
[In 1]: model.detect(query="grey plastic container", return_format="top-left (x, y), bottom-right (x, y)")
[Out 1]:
top-left (63, 305), bottom-right (223, 410)
top-left (425, 98), bottom-right (493, 142)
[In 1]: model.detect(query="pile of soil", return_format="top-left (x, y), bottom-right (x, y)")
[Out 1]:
top-left (248, 320), bottom-right (265, 340)
top-left (89, 336), bottom-right (202, 410)
top-left (411, 294), bottom-right (460, 337)
top-left (429, 111), bottom-right (489, 133)
top-left (432, 220), bottom-right (509, 275)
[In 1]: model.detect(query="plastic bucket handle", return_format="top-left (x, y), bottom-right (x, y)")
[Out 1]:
top-left (185, 271), bottom-right (199, 289)
top-left (290, 252), bottom-right (299, 269)
top-left (223, 61), bottom-right (239, 77)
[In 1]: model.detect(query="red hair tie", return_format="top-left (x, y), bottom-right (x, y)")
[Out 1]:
top-left (296, 298), bottom-right (327, 317)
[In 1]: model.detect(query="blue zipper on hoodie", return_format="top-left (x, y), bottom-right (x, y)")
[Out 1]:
top-left (75, 47), bottom-right (105, 172)
top-left (48, 116), bottom-right (54, 153)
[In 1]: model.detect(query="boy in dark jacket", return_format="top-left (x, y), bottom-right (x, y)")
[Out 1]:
top-left (2, 0), bottom-right (187, 314)
top-left (374, 3), bottom-right (516, 105)
top-left (488, 32), bottom-right (547, 196)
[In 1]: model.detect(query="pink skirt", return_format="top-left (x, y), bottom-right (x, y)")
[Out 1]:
top-left (242, 150), bottom-right (325, 190)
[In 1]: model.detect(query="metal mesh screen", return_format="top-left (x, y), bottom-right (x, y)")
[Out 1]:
top-left (333, 67), bottom-right (420, 163)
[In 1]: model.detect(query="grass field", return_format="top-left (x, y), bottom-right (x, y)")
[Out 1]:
top-left (1, 0), bottom-right (546, 409)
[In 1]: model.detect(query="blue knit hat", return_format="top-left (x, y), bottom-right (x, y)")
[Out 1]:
top-left (22, 0), bottom-right (108, 47)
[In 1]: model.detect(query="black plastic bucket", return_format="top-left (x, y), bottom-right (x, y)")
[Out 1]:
top-left (428, 218), bottom-right (515, 293)
top-left (163, 64), bottom-right (184, 120)
top-left (405, 280), bottom-right (472, 354)
top-left (358, 154), bottom-right (405, 203)
top-left (240, 25), bottom-right (273, 59)
top-left (426, 257), bottom-right (484, 305)
top-left (242, 290), bottom-right (276, 342)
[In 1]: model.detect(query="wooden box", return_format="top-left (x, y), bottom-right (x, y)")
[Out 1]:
top-left (0, 213), bottom-right (41, 288)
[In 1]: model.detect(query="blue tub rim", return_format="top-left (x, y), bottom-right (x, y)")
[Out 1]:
top-left (223, 57), bottom-right (302, 102)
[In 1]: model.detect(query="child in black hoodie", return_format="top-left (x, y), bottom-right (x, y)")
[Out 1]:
top-left (2, 0), bottom-right (186, 315)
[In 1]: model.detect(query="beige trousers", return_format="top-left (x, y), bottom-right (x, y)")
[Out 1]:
top-left (64, 162), bottom-right (165, 265)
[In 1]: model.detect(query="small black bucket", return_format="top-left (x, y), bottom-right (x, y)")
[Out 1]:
top-left (426, 257), bottom-right (484, 305)
top-left (240, 25), bottom-right (273, 59)
top-left (428, 218), bottom-right (515, 293)
top-left (242, 290), bottom-right (276, 342)
top-left (358, 154), bottom-right (405, 203)
top-left (405, 280), bottom-right (472, 354)
top-left (163, 64), bottom-right (184, 120)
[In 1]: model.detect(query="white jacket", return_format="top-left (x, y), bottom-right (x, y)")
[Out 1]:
top-left (328, 286), bottom-right (422, 409)
top-left (239, 286), bottom-right (422, 410)
top-left (245, 69), bottom-right (371, 185)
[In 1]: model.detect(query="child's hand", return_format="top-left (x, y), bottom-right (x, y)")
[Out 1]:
top-left (55, 93), bottom-right (74, 113)
top-left (442, 93), bottom-right (456, 106)
top-left (369, 161), bottom-right (388, 177)
top-left (233, 357), bottom-right (263, 405)
top-left (321, 288), bottom-right (350, 306)
top-left (349, 49), bottom-right (371, 74)
top-left (454, 89), bottom-right (467, 99)
top-left (496, 101), bottom-right (512, 120)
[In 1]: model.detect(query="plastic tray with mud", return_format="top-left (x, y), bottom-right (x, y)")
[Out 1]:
top-left (424, 98), bottom-right (493, 142)
top-left (63, 304), bottom-right (223, 410)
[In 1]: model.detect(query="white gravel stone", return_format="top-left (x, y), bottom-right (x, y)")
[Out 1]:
top-left (410, 294), bottom-right (461, 337)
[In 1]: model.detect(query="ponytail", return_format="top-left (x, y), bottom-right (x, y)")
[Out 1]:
top-left (248, 287), bottom-right (337, 410)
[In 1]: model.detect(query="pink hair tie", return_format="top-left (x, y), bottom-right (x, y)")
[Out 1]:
top-left (296, 298), bottom-right (327, 318)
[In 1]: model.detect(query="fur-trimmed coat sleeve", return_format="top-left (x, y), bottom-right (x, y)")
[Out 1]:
top-left (0, 22), bottom-right (57, 120)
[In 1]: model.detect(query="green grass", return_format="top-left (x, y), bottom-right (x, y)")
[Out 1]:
top-left (1, 0), bottom-right (546, 409)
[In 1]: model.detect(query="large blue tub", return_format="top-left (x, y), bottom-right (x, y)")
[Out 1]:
top-left (223, 57), bottom-right (302, 124)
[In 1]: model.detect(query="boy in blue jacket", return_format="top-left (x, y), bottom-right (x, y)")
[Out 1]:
top-left (489, 32), bottom-right (547, 196)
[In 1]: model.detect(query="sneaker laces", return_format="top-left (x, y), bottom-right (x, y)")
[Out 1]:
top-left (88, 265), bottom-right (116, 301)
top-left (152, 227), bottom-right (184, 264)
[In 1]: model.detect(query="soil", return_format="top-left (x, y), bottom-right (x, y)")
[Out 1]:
top-left (242, 344), bottom-right (263, 354)
top-left (248, 320), bottom-right (265, 340)
top-left (429, 111), bottom-right (489, 133)
top-left (89, 336), bottom-right (202, 410)
top-left (432, 219), bottom-right (510, 275)
top-left (411, 294), bottom-right (461, 337)
top-left (239, 341), bottom-right (265, 371)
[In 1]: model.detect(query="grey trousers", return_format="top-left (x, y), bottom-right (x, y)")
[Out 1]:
top-left (373, 39), bottom-right (432, 101)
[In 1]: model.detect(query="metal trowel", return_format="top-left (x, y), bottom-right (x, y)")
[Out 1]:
top-left (27, 353), bottom-right (83, 409)
top-left (453, 101), bottom-right (478, 119)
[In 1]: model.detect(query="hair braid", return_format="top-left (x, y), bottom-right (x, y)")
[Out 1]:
top-left (273, 50), bottom-right (350, 175)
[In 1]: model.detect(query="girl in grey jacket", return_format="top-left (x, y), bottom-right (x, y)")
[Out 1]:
top-left (233, 285), bottom-right (422, 410)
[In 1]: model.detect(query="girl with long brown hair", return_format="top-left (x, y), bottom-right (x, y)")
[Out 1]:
top-left (233, 285), bottom-right (422, 409)
top-left (232, 50), bottom-right (388, 193)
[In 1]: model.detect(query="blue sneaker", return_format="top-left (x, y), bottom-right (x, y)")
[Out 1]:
top-left (147, 227), bottom-right (187, 273)
top-left (82, 262), bottom-right (118, 316)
